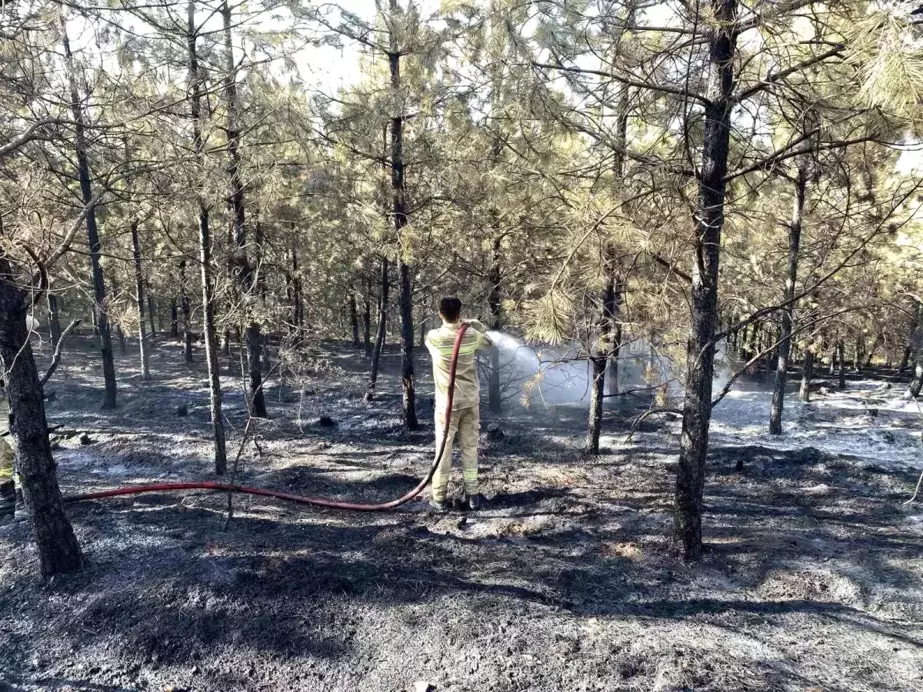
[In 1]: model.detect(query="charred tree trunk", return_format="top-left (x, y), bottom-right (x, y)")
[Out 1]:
top-left (0, 258), bottom-right (83, 577)
top-left (386, 13), bottom-right (418, 431)
top-left (188, 0), bottom-right (226, 474)
top-left (769, 142), bottom-right (808, 435)
top-left (147, 291), bottom-right (157, 337)
top-left (363, 276), bottom-right (372, 359)
top-left (487, 236), bottom-right (503, 413)
top-left (350, 293), bottom-right (361, 348)
top-left (221, 1), bottom-right (265, 419)
top-left (62, 17), bottom-right (117, 409)
top-left (799, 347), bottom-right (814, 402)
top-left (179, 260), bottom-right (194, 364)
top-left (863, 335), bottom-right (881, 370)
top-left (47, 293), bottom-right (62, 348)
top-left (130, 220), bottom-right (151, 381)
top-left (170, 298), bottom-right (179, 338)
top-left (586, 255), bottom-right (616, 455)
top-left (674, 0), bottom-right (738, 561)
top-left (606, 279), bottom-right (623, 397)
top-left (837, 340), bottom-right (846, 390)
top-left (365, 258), bottom-right (388, 401)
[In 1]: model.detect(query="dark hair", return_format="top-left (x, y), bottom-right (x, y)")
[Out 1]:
top-left (439, 297), bottom-right (462, 322)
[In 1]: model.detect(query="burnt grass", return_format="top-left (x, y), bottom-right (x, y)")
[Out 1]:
top-left (2, 335), bottom-right (923, 691)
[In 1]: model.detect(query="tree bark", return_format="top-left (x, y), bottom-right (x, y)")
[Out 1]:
top-left (188, 0), bottom-right (227, 474)
top-left (350, 293), bottom-right (361, 348)
top-left (799, 347), bottom-right (814, 402)
top-left (47, 293), bottom-right (62, 348)
top-left (674, 0), bottom-right (737, 561)
top-left (487, 236), bottom-right (503, 413)
top-left (179, 260), bottom-right (194, 364)
top-left (170, 298), bottom-right (179, 338)
top-left (387, 6), bottom-right (418, 431)
top-left (0, 258), bottom-right (83, 577)
top-left (837, 340), bottom-right (846, 389)
top-left (221, 1), bottom-right (265, 419)
top-left (363, 276), bottom-right (372, 358)
top-left (365, 258), bottom-right (388, 401)
top-left (586, 253), bottom-right (616, 455)
top-left (130, 220), bottom-right (151, 381)
top-left (606, 278), bottom-right (623, 396)
top-left (61, 16), bottom-right (117, 409)
top-left (147, 290), bottom-right (157, 337)
top-left (769, 142), bottom-right (809, 434)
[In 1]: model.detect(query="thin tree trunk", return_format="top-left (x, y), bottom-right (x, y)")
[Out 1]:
top-left (909, 304), bottom-right (923, 397)
top-left (363, 276), bottom-right (372, 359)
top-left (350, 293), bottom-right (360, 348)
top-left (837, 340), bottom-right (846, 389)
top-left (770, 142), bottom-right (809, 434)
top-left (586, 253), bottom-right (616, 454)
top-left (188, 0), bottom-right (226, 474)
top-left (61, 16), bottom-right (117, 409)
top-left (180, 260), bottom-right (194, 364)
top-left (147, 291), bottom-right (157, 337)
top-left (487, 236), bottom-right (503, 413)
top-left (221, 1), bottom-right (265, 419)
top-left (130, 220), bottom-right (151, 381)
top-left (365, 258), bottom-right (388, 401)
top-left (799, 347), bottom-right (814, 402)
top-left (386, 7), bottom-right (418, 431)
top-left (170, 298), bottom-right (179, 338)
top-left (606, 278), bottom-right (623, 396)
top-left (47, 293), bottom-right (62, 348)
top-left (863, 335), bottom-right (881, 370)
top-left (0, 258), bottom-right (83, 577)
top-left (674, 0), bottom-right (738, 561)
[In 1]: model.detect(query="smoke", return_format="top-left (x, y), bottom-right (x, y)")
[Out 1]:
top-left (484, 330), bottom-right (734, 408)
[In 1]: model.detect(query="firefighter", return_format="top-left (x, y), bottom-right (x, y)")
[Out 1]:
top-left (424, 297), bottom-right (493, 511)
top-left (0, 379), bottom-right (14, 519)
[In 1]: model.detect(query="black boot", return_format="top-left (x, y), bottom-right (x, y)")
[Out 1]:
top-left (429, 497), bottom-right (450, 513)
top-left (466, 494), bottom-right (481, 511)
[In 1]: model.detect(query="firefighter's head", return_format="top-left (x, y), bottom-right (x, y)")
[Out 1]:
top-left (439, 297), bottom-right (462, 324)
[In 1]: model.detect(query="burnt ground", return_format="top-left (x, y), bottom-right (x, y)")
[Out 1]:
top-left (1, 334), bottom-right (923, 691)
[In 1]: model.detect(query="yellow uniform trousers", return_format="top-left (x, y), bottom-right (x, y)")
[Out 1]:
top-left (432, 404), bottom-right (480, 501)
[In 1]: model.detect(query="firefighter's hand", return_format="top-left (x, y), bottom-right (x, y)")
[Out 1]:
top-left (462, 319), bottom-right (488, 333)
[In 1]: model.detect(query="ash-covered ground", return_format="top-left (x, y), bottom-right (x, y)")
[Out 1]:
top-left (1, 334), bottom-right (922, 691)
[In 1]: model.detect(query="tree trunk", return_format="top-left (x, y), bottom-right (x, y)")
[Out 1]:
top-left (47, 293), bottom-right (62, 348)
top-left (863, 335), bottom-right (881, 370)
top-left (586, 255), bottom-right (616, 455)
top-left (0, 258), bottom-right (83, 577)
top-left (62, 16), bottom-right (117, 409)
top-left (221, 1), bottom-right (265, 419)
top-left (837, 340), bottom-right (846, 389)
top-left (147, 291), bottom-right (157, 337)
top-left (486, 235), bottom-right (503, 413)
top-left (170, 298), bottom-right (179, 338)
top-left (365, 258), bottom-right (388, 401)
top-left (130, 220), bottom-right (151, 381)
top-left (189, 0), bottom-right (227, 474)
top-left (674, 0), bottom-right (737, 561)
top-left (799, 347), bottom-right (814, 402)
top-left (350, 293), bottom-right (360, 348)
top-left (363, 276), bottom-right (372, 359)
top-left (115, 323), bottom-right (126, 354)
top-left (606, 278), bottom-right (623, 396)
top-left (386, 12), bottom-right (418, 431)
top-left (769, 144), bottom-right (808, 435)
top-left (179, 260), bottom-right (194, 364)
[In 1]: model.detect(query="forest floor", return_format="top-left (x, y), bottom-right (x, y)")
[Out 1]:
top-left (2, 334), bottom-right (923, 692)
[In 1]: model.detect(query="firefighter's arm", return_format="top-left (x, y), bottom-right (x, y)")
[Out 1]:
top-left (462, 319), bottom-right (493, 350)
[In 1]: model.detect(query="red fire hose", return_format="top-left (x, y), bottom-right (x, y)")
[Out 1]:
top-left (64, 324), bottom-right (470, 511)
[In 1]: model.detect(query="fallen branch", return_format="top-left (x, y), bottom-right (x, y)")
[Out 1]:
top-left (40, 319), bottom-right (80, 387)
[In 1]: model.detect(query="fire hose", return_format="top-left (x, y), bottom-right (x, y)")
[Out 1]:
top-left (63, 324), bottom-right (470, 511)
